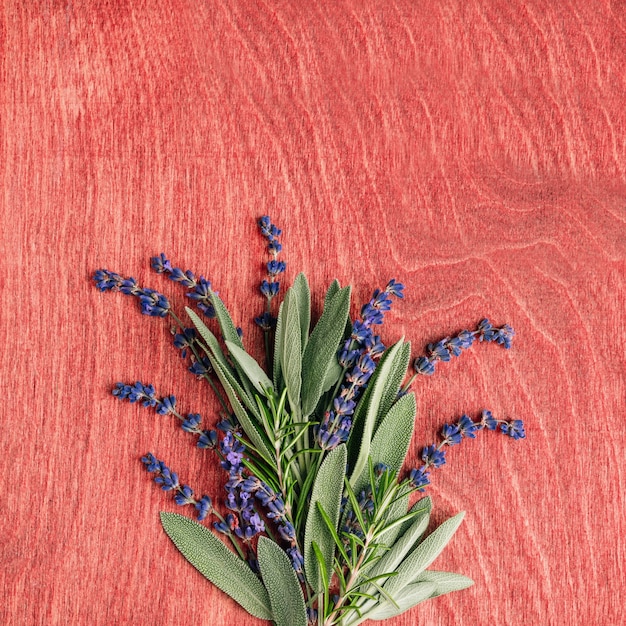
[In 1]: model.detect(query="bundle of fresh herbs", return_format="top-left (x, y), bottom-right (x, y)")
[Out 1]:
top-left (93, 216), bottom-right (524, 626)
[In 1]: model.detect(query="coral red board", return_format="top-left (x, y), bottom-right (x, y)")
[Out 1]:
top-left (2, 2), bottom-right (624, 625)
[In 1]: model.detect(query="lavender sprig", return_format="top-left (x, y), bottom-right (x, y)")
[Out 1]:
top-left (94, 270), bottom-right (171, 317)
top-left (317, 280), bottom-right (404, 450)
top-left (408, 409), bottom-right (526, 491)
top-left (255, 216), bottom-right (285, 331)
top-left (410, 319), bottom-right (515, 380)
top-left (150, 253), bottom-right (217, 318)
top-left (113, 382), bottom-right (218, 450)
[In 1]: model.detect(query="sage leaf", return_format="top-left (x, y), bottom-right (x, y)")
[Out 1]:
top-left (273, 300), bottom-right (285, 392)
top-left (225, 341), bottom-right (274, 396)
top-left (349, 339), bottom-right (404, 487)
top-left (304, 445), bottom-right (347, 592)
top-left (374, 341), bottom-right (411, 429)
top-left (364, 497), bottom-right (432, 588)
top-left (208, 352), bottom-right (274, 463)
top-left (416, 570), bottom-right (474, 597)
top-left (383, 511), bottom-right (466, 597)
top-left (186, 307), bottom-right (236, 378)
top-left (291, 272), bottom-right (311, 352)
top-left (301, 285), bottom-right (351, 417)
top-left (350, 391), bottom-right (416, 493)
top-left (186, 308), bottom-right (261, 420)
top-left (364, 581), bottom-right (437, 621)
top-left (281, 288), bottom-right (302, 421)
top-left (209, 291), bottom-right (244, 350)
top-left (347, 339), bottom-right (410, 469)
top-left (324, 279), bottom-right (340, 307)
top-left (257, 536), bottom-right (307, 626)
top-left (160, 513), bottom-right (272, 621)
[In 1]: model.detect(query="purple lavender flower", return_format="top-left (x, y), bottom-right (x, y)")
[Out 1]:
top-left (149, 254), bottom-right (217, 318)
top-left (317, 280), bottom-right (404, 449)
top-left (421, 445), bottom-right (446, 468)
top-left (256, 216), bottom-right (285, 331)
top-left (93, 270), bottom-right (171, 317)
top-left (412, 319), bottom-right (514, 377)
top-left (500, 419), bottom-right (526, 440)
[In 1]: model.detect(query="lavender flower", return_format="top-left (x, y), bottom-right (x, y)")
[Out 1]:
top-left (150, 254), bottom-right (217, 318)
top-left (412, 319), bottom-right (515, 377)
top-left (93, 270), bottom-right (171, 317)
top-left (407, 410), bottom-right (525, 492)
top-left (255, 216), bottom-right (285, 330)
top-left (316, 279), bottom-right (404, 450)
top-left (115, 382), bottom-right (216, 449)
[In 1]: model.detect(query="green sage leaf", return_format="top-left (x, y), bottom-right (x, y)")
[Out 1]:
top-left (364, 581), bottom-right (437, 621)
top-left (324, 279), bottom-right (340, 307)
top-left (208, 353), bottom-right (274, 463)
top-left (186, 307), bottom-right (261, 420)
top-left (383, 511), bottom-right (466, 597)
top-left (374, 341), bottom-right (411, 429)
top-left (225, 341), bottom-right (274, 397)
top-left (304, 444), bottom-right (347, 592)
top-left (257, 536), bottom-right (307, 626)
top-left (160, 513), bottom-right (272, 621)
top-left (301, 285), bottom-right (351, 417)
top-left (291, 272), bottom-right (311, 352)
top-left (185, 307), bottom-right (236, 378)
top-left (416, 570), bottom-right (474, 597)
top-left (209, 291), bottom-right (244, 350)
top-left (273, 300), bottom-right (285, 392)
top-left (281, 288), bottom-right (302, 421)
top-left (347, 339), bottom-right (410, 469)
top-left (350, 391), bottom-right (416, 493)
top-left (348, 339), bottom-right (404, 487)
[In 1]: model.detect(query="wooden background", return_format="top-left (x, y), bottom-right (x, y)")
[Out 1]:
top-left (2, 1), bottom-right (625, 624)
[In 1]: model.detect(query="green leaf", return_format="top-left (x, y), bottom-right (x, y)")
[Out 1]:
top-left (225, 341), bottom-right (274, 396)
top-left (363, 581), bottom-right (437, 621)
top-left (301, 285), bottom-right (351, 417)
top-left (185, 307), bottom-right (236, 378)
top-left (348, 339), bottom-right (404, 487)
top-left (324, 279), bottom-right (340, 307)
top-left (416, 570), bottom-right (474, 597)
top-left (383, 511), bottom-right (466, 597)
top-left (159, 513), bottom-right (272, 620)
top-left (304, 445), bottom-right (347, 592)
top-left (281, 288), bottom-right (302, 421)
top-left (365, 497), bottom-right (432, 587)
top-left (209, 291), bottom-right (244, 350)
top-left (273, 300), bottom-right (285, 392)
top-left (186, 307), bottom-right (261, 420)
top-left (257, 536), bottom-right (307, 626)
top-left (374, 341), bottom-right (411, 429)
top-left (291, 272), bottom-right (311, 352)
top-left (350, 392), bottom-right (416, 493)
top-left (208, 353), bottom-right (274, 462)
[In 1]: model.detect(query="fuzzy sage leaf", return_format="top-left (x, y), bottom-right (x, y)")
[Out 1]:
top-left (416, 570), bottom-right (474, 597)
top-left (160, 513), bottom-right (272, 620)
top-left (301, 284), bottom-right (351, 417)
top-left (281, 287), bottom-right (303, 421)
top-left (349, 339), bottom-right (404, 487)
top-left (225, 341), bottom-right (274, 396)
top-left (350, 391), bottom-right (416, 494)
top-left (304, 444), bottom-right (347, 592)
top-left (383, 511), bottom-right (466, 597)
top-left (257, 536), bottom-right (307, 626)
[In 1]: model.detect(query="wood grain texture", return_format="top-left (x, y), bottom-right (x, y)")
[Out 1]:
top-left (1, 1), bottom-right (624, 624)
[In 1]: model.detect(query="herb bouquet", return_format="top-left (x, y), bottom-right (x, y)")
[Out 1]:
top-left (93, 217), bottom-right (524, 626)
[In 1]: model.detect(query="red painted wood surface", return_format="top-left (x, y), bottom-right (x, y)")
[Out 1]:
top-left (2, 1), bottom-right (625, 624)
